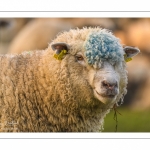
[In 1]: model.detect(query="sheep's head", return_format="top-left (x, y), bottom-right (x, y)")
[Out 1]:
top-left (51, 28), bottom-right (140, 106)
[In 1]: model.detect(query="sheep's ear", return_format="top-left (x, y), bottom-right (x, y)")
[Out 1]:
top-left (123, 46), bottom-right (140, 58)
top-left (51, 42), bottom-right (69, 53)
top-left (51, 42), bottom-right (70, 60)
top-left (123, 46), bottom-right (140, 62)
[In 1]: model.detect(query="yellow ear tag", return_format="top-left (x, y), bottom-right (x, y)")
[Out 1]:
top-left (124, 54), bottom-right (132, 62)
top-left (53, 50), bottom-right (67, 60)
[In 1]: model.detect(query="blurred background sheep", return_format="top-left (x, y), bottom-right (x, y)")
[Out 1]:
top-left (0, 18), bottom-right (31, 54)
top-left (0, 18), bottom-right (150, 132)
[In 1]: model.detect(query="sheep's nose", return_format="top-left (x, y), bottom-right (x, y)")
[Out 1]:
top-left (102, 80), bottom-right (118, 90)
top-left (0, 20), bottom-right (10, 28)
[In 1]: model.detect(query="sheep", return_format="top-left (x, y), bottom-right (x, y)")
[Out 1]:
top-left (125, 54), bottom-right (150, 110)
top-left (8, 18), bottom-right (115, 54)
top-left (0, 27), bottom-right (140, 132)
top-left (0, 18), bottom-right (30, 54)
top-left (113, 18), bottom-right (150, 108)
top-left (8, 18), bottom-right (73, 54)
top-left (114, 18), bottom-right (150, 53)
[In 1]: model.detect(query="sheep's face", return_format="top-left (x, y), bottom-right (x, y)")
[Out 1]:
top-left (84, 31), bottom-right (140, 104)
top-left (73, 51), bottom-right (122, 104)
top-left (51, 29), bottom-right (140, 105)
top-left (74, 47), bottom-right (140, 105)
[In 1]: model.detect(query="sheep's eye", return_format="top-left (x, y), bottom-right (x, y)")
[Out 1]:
top-left (76, 55), bottom-right (84, 61)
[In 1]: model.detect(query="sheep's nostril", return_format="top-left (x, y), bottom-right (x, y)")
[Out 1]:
top-left (0, 20), bottom-right (10, 28)
top-left (102, 80), bottom-right (108, 87)
top-left (102, 80), bottom-right (117, 90)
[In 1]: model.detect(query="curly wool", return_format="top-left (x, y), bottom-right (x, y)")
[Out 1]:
top-left (0, 51), bottom-right (108, 132)
top-left (84, 29), bottom-right (124, 65)
top-left (0, 27), bottom-right (128, 132)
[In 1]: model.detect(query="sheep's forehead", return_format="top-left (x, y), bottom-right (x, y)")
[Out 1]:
top-left (84, 30), bottom-right (124, 65)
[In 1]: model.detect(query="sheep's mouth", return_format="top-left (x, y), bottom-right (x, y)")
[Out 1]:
top-left (94, 90), bottom-right (116, 104)
top-left (95, 91), bottom-right (115, 98)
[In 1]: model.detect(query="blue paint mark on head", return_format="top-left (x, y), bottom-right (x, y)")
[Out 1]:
top-left (84, 29), bottom-right (124, 65)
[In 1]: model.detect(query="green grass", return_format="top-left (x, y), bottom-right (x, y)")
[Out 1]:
top-left (103, 107), bottom-right (150, 132)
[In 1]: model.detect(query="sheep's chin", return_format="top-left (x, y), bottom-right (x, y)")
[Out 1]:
top-left (93, 90), bottom-right (116, 104)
